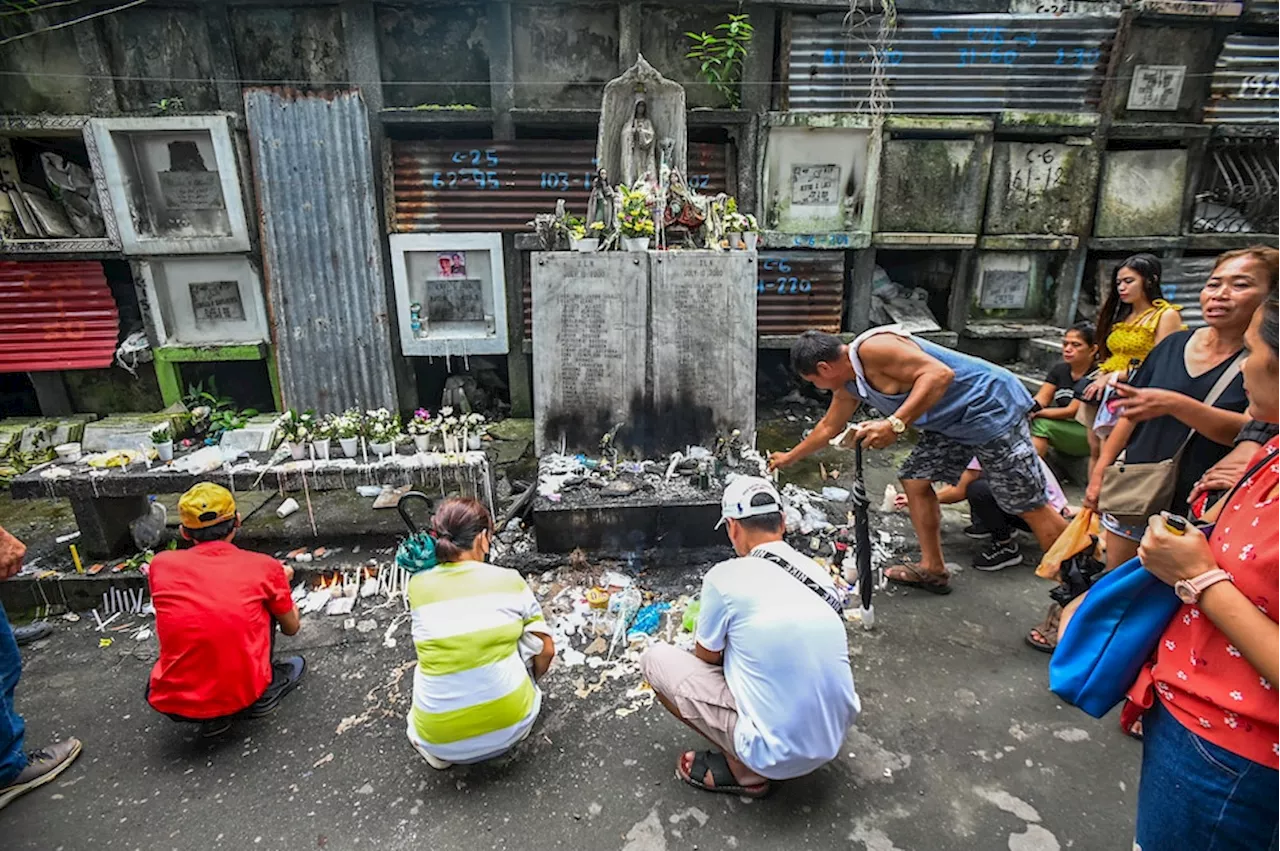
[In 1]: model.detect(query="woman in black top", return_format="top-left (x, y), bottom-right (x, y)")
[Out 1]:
top-left (1029, 322), bottom-right (1097, 462)
top-left (1084, 246), bottom-right (1277, 571)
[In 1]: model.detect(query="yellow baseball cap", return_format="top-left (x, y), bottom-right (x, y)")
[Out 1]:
top-left (178, 483), bottom-right (237, 529)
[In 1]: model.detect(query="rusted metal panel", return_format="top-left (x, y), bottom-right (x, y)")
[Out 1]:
top-left (520, 250), bottom-right (843, 340)
top-left (1204, 34), bottom-right (1280, 125)
top-left (244, 88), bottom-right (397, 412)
top-left (787, 13), bottom-right (1117, 114)
top-left (0, 261), bottom-right (119, 372)
top-left (391, 140), bottom-right (732, 233)
top-left (756, 251), bottom-right (845, 334)
top-left (1159, 255), bottom-right (1216, 329)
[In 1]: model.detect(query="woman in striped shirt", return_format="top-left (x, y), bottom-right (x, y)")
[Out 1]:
top-left (403, 498), bottom-right (554, 769)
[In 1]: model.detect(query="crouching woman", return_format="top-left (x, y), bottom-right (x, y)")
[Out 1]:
top-left (403, 498), bottom-right (554, 769)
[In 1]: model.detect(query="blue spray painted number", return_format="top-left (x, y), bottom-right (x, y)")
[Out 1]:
top-left (451, 149), bottom-right (500, 166)
top-left (432, 170), bottom-right (501, 189)
top-left (1055, 47), bottom-right (1101, 68)
top-left (757, 277), bottom-right (813, 295)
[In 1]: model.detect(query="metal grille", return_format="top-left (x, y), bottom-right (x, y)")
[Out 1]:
top-left (391, 140), bottom-right (732, 233)
top-left (786, 13), bottom-right (1116, 113)
top-left (520, 250), bottom-right (843, 340)
top-left (244, 89), bottom-right (398, 412)
top-left (1159, 256), bottom-right (1217, 329)
top-left (0, 261), bottom-right (119, 371)
top-left (1193, 137), bottom-right (1279, 234)
top-left (1205, 34), bottom-right (1280, 125)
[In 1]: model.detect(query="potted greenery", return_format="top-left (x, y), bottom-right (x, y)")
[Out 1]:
top-left (723, 197), bottom-right (746, 249)
top-left (150, 423), bottom-right (174, 462)
top-left (438, 407), bottom-right (460, 453)
top-left (279, 409), bottom-right (316, 460)
top-left (312, 415), bottom-right (334, 460)
top-left (365, 408), bottom-right (401, 458)
top-left (619, 185), bottom-right (655, 252)
top-left (334, 409), bottom-right (361, 457)
top-left (408, 408), bottom-right (434, 452)
top-left (742, 212), bottom-right (759, 251)
top-left (463, 412), bottom-right (488, 450)
top-left (567, 216), bottom-right (598, 253)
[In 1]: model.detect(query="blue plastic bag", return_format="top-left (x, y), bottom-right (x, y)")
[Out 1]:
top-left (1048, 555), bottom-right (1182, 718)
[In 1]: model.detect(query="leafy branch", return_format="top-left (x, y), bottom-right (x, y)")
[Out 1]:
top-left (685, 13), bottom-right (753, 109)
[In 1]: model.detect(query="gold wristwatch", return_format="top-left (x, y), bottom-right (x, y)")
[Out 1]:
top-left (887, 415), bottom-right (907, 434)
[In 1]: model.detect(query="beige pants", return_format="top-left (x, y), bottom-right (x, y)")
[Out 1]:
top-left (640, 642), bottom-right (740, 757)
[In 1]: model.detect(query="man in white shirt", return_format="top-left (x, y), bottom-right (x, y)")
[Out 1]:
top-left (640, 476), bottom-right (860, 798)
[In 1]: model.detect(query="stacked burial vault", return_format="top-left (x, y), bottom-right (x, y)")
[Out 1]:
top-left (531, 250), bottom-right (757, 457)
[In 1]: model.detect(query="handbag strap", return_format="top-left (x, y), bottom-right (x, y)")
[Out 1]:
top-left (749, 547), bottom-right (844, 614)
top-left (1164, 351), bottom-right (1246, 464)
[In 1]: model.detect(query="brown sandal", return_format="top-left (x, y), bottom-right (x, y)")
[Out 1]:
top-left (1025, 603), bottom-right (1062, 654)
top-left (885, 563), bottom-right (952, 595)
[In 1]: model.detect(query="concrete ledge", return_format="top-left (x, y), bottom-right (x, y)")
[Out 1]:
top-left (873, 232), bottom-right (978, 248)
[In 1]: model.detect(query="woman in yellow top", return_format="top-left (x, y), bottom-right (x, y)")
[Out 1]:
top-left (1078, 254), bottom-right (1184, 476)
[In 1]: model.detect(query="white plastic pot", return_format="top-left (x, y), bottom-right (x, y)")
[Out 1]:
top-left (727, 232), bottom-right (745, 249)
top-left (744, 232), bottom-right (759, 251)
top-left (623, 236), bottom-right (650, 252)
top-left (289, 442), bottom-right (307, 461)
top-left (570, 237), bottom-right (599, 253)
top-left (339, 437), bottom-right (359, 458)
top-left (468, 434), bottom-right (483, 450)
top-left (370, 440), bottom-right (394, 458)
top-left (155, 441), bottom-right (174, 462)
top-left (313, 440), bottom-right (331, 460)
top-left (414, 435), bottom-right (431, 452)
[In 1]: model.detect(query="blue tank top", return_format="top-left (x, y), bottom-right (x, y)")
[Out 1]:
top-left (845, 327), bottom-right (1032, 445)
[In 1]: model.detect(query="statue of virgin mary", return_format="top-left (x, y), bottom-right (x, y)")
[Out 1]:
top-left (619, 95), bottom-right (657, 187)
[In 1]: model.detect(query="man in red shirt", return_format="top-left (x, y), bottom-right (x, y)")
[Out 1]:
top-left (147, 483), bottom-right (304, 737)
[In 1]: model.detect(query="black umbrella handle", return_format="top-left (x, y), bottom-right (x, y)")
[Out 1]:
top-left (397, 492), bottom-right (436, 535)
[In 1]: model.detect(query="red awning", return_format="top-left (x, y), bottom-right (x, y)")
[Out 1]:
top-left (0, 261), bottom-right (120, 372)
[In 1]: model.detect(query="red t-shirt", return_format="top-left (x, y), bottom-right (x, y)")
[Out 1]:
top-left (1127, 437), bottom-right (1279, 768)
top-left (147, 541), bottom-right (294, 719)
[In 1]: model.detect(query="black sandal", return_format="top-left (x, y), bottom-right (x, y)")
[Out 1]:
top-left (676, 750), bottom-right (771, 798)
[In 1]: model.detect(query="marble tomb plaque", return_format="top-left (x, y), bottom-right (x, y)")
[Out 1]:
top-left (532, 253), bottom-right (648, 455)
top-left (649, 251), bottom-right (756, 449)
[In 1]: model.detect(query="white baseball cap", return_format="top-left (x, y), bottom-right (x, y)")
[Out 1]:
top-left (715, 476), bottom-right (784, 529)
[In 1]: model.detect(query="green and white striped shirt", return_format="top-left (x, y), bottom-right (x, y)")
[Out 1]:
top-left (406, 561), bottom-right (550, 763)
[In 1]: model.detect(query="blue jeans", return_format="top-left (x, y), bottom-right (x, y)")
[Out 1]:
top-left (0, 601), bottom-right (26, 784)
top-left (1137, 699), bottom-right (1279, 851)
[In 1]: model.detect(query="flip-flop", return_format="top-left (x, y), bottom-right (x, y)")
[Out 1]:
top-left (1024, 603), bottom-right (1061, 654)
top-left (676, 751), bottom-right (771, 799)
top-left (1024, 628), bottom-right (1056, 654)
top-left (885, 563), bottom-right (952, 595)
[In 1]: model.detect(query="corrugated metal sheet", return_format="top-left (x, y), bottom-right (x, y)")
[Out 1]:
top-left (244, 88), bottom-right (397, 412)
top-left (0, 261), bottom-right (119, 372)
top-left (787, 13), bottom-right (1116, 113)
top-left (1244, 0), bottom-right (1278, 16)
top-left (1159, 256), bottom-right (1217, 329)
top-left (1205, 35), bottom-right (1280, 125)
top-left (520, 250), bottom-right (843, 340)
top-left (757, 252), bottom-right (844, 334)
top-left (392, 140), bottom-right (732, 233)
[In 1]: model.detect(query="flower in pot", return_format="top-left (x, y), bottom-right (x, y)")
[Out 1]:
top-left (463, 412), bottom-right (488, 450)
top-left (334, 409), bottom-right (362, 457)
top-left (408, 408), bottom-right (434, 452)
top-left (150, 423), bottom-right (174, 463)
top-left (313, 415), bottom-right (335, 460)
top-left (742, 213), bottom-right (760, 250)
top-left (437, 406), bottom-right (461, 453)
top-left (279, 409), bottom-right (316, 460)
top-left (723, 197), bottom-right (746, 249)
top-left (619, 185), bottom-right (655, 251)
top-left (567, 216), bottom-right (598, 253)
top-left (364, 408), bottom-right (401, 458)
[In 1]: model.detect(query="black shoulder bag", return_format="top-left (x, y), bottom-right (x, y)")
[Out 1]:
top-left (749, 547), bottom-right (843, 615)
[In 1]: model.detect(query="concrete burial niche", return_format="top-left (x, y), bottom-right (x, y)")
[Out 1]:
top-left (647, 251), bottom-right (757, 449)
top-left (531, 249), bottom-right (757, 457)
top-left (532, 252), bottom-right (648, 455)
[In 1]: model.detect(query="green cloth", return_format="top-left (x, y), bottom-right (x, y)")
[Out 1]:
top-left (1031, 416), bottom-right (1090, 457)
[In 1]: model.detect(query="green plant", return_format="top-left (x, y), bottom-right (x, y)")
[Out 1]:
top-left (685, 13), bottom-right (753, 109)
top-left (150, 423), bottom-right (173, 444)
top-left (151, 97), bottom-right (186, 115)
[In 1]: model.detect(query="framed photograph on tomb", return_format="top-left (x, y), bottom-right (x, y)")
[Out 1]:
top-left (389, 233), bottom-right (510, 356)
top-left (90, 115), bottom-right (250, 255)
top-left (136, 256), bottom-right (269, 347)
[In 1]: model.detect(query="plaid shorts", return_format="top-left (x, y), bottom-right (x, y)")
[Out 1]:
top-left (899, 419), bottom-right (1049, 516)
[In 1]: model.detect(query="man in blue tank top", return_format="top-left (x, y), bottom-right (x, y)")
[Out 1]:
top-left (770, 329), bottom-right (1069, 593)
